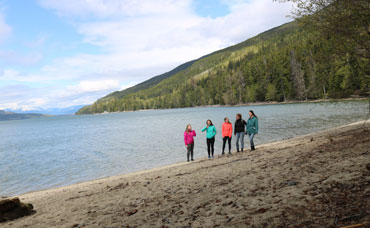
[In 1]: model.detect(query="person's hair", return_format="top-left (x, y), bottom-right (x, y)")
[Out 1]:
top-left (185, 124), bottom-right (191, 133)
top-left (249, 110), bottom-right (257, 118)
top-left (206, 119), bottom-right (213, 126)
top-left (236, 113), bottom-right (242, 119)
top-left (224, 117), bottom-right (230, 123)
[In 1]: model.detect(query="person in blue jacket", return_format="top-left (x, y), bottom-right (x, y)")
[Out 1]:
top-left (201, 119), bottom-right (217, 158)
top-left (246, 110), bottom-right (259, 151)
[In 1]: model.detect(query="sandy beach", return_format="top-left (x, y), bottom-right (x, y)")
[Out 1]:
top-left (1, 121), bottom-right (369, 228)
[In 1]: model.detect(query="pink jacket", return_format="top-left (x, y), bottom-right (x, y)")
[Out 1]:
top-left (184, 130), bottom-right (196, 145)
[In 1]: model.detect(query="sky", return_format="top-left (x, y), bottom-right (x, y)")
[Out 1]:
top-left (0, 0), bottom-right (293, 111)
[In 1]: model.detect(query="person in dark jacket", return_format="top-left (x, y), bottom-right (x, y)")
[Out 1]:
top-left (246, 110), bottom-right (259, 151)
top-left (234, 113), bottom-right (246, 152)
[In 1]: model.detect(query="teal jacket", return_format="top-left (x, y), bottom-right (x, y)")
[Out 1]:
top-left (201, 125), bottom-right (217, 139)
top-left (246, 117), bottom-right (258, 134)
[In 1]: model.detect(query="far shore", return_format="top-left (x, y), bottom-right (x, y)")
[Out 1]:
top-left (2, 120), bottom-right (369, 227)
top-left (90, 97), bottom-right (369, 114)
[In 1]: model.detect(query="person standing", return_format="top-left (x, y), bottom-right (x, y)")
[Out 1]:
top-left (184, 124), bottom-right (196, 162)
top-left (234, 113), bottom-right (247, 152)
top-left (201, 119), bottom-right (217, 158)
top-left (222, 117), bottom-right (233, 155)
top-left (246, 110), bottom-right (259, 151)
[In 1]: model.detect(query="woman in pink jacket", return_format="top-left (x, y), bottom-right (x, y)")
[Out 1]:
top-left (184, 124), bottom-right (196, 162)
top-left (222, 117), bottom-right (233, 155)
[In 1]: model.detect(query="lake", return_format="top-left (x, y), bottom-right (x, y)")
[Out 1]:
top-left (0, 100), bottom-right (368, 196)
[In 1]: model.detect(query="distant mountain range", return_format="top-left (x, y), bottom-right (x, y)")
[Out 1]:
top-left (6, 105), bottom-right (85, 115)
top-left (0, 110), bottom-right (48, 121)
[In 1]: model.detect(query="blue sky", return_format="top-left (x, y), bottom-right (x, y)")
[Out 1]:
top-left (0, 0), bottom-right (293, 110)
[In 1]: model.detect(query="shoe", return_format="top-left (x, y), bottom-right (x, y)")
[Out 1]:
top-left (208, 155), bottom-right (211, 159)
top-left (251, 146), bottom-right (255, 151)
top-left (191, 159), bottom-right (194, 161)
top-left (221, 152), bottom-right (225, 155)
top-left (229, 152), bottom-right (232, 155)
top-left (237, 149), bottom-right (239, 152)
top-left (187, 159), bottom-right (190, 162)
top-left (241, 148), bottom-right (243, 152)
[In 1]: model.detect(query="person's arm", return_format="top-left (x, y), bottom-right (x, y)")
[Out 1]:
top-left (184, 132), bottom-right (188, 146)
top-left (234, 123), bottom-right (236, 135)
top-left (229, 124), bottom-right (233, 137)
top-left (245, 120), bottom-right (248, 134)
top-left (243, 120), bottom-right (247, 133)
top-left (255, 118), bottom-right (259, 134)
top-left (193, 130), bottom-right (196, 137)
top-left (213, 126), bottom-right (217, 137)
top-left (201, 126), bottom-right (207, 132)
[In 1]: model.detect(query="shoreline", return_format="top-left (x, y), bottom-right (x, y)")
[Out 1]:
top-left (85, 97), bottom-right (369, 115)
top-left (2, 120), bottom-right (369, 227)
top-left (9, 120), bottom-right (366, 199)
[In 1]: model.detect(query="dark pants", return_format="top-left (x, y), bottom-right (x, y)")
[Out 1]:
top-left (206, 137), bottom-right (215, 157)
top-left (187, 143), bottom-right (194, 161)
top-left (222, 136), bottom-right (231, 153)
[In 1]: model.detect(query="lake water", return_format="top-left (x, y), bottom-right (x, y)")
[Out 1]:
top-left (0, 100), bottom-right (368, 196)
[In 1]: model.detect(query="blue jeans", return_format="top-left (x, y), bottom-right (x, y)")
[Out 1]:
top-left (248, 133), bottom-right (255, 148)
top-left (235, 132), bottom-right (244, 150)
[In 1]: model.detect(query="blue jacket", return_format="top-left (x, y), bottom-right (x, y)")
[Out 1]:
top-left (201, 125), bottom-right (217, 139)
top-left (246, 117), bottom-right (258, 134)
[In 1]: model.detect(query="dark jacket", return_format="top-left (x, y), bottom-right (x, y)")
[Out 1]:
top-left (234, 119), bottom-right (246, 134)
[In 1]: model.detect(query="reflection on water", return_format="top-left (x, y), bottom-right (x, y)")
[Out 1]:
top-left (0, 100), bottom-right (368, 196)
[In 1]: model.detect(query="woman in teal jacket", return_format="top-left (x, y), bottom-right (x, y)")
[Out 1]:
top-left (201, 119), bottom-right (217, 158)
top-left (246, 110), bottom-right (258, 151)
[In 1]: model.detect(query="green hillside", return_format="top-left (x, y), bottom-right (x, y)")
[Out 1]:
top-left (103, 59), bottom-right (197, 101)
top-left (77, 21), bottom-right (369, 114)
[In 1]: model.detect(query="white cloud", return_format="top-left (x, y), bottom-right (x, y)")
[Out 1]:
top-left (1, 68), bottom-right (19, 79)
top-left (0, 84), bottom-right (49, 110)
top-left (49, 79), bottom-right (123, 107)
top-left (38, 0), bottom-right (193, 18)
top-left (54, 80), bottom-right (130, 107)
top-left (0, 69), bottom-right (49, 82)
top-left (0, 51), bottom-right (43, 66)
top-left (61, 79), bottom-right (121, 96)
top-left (0, 11), bottom-right (11, 43)
top-left (24, 35), bottom-right (49, 48)
top-left (208, 0), bottom-right (294, 44)
top-left (0, 80), bottom-right (123, 110)
top-left (35, 0), bottom-right (292, 82)
top-left (2, 0), bottom-right (293, 110)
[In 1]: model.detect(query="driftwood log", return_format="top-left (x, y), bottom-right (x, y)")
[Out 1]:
top-left (0, 198), bottom-right (35, 222)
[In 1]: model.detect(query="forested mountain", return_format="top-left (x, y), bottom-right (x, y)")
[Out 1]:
top-left (77, 21), bottom-right (369, 114)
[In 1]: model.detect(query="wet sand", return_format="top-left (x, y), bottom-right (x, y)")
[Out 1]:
top-left (1, 121), bottom-right (369, 228)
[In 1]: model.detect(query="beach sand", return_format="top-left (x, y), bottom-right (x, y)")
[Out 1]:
top-left (1, 121), bottom-right (369, 228)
